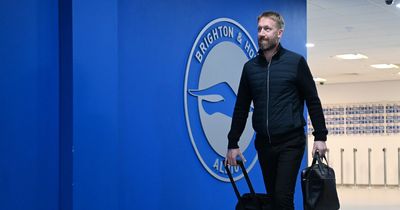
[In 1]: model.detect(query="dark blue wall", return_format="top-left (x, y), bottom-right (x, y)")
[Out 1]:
top-left (71, 0), bottom-right (119, 209)
top-left (0, 0), bottom-right (307, 210)
top-left (117, 0), bottom-right (307, 210)
top-left (0, 1), bottom-right (59, 210)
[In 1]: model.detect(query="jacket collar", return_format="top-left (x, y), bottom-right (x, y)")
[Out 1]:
top-left (256, 43), bottom-right (284, 64)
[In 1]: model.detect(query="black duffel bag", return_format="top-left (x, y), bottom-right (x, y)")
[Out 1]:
top-left (225, 160), bottom-right (272, 210)
top-left (301, 153), bottom-right (340, 210)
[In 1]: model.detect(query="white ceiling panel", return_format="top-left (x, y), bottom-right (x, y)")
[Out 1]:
top-left (307, 0), bottom-right (400, 84)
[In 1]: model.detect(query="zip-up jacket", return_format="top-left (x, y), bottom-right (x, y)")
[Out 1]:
top-left (228, 45), bottom-right (328, 149)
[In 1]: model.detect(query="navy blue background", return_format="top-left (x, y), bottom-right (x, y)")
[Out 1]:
top-left (0, 0), bottom-right (307, 209)
top-left (0, 1), bottom-right (59, 210)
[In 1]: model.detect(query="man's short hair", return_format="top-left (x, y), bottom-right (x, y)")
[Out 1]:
top-left (257, 11), bottom-right (285, 30)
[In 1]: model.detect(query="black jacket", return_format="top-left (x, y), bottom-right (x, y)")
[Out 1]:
top-left (228, 45), bottom-right (328, 149)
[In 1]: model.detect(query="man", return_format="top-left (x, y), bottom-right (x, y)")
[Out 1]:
top-left (225, 11), bottom-right (328, 210)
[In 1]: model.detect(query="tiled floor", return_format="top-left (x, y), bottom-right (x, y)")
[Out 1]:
top-left (337, 186), bottom-right (400, 210)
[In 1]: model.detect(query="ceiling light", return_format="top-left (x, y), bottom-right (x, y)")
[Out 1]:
top-left (306, 43), bottom-right (315, 48)
top-left (313, 77), bottom-right (327, 85)
top-left (370, 64), bottom-right (399, 69)
top-left (335, 53), bottom-right (368, 60)
top-left (397, 3), bottom-right (400, 8)
top-left (313, 77), bottom-right (327, 82)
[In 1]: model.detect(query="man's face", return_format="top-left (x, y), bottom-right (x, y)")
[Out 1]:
top-left (257, 17), bottom-right (283, 51)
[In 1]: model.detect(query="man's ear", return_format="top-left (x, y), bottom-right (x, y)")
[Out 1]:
top-left (278, 29), bottom-right (284, 38)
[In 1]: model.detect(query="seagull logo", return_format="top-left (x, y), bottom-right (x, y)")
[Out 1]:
top-left (189, 82), bottom-right (254, 117)
top-left (184, 18), bottom-right (258, 181)
top-left (189, 82), bottom-right (237, 117)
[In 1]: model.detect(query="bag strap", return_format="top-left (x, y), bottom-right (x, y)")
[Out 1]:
top-left (311, 152), bottom-right (332, 175)
top-left (312, 152), bottom-right (329, 166)
top-left (225, 160), bottom-right (256, 200)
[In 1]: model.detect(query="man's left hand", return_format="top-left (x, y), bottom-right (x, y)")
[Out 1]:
top-left (312, 141), bottom-right (327, 157)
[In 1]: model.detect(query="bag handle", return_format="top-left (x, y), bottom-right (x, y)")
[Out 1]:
top-left (311, 152), bottom-right (329, 166)
top-left (225, 160), bottom-right (256, 200)
top-left (311, 152), bottom-right (332, 175)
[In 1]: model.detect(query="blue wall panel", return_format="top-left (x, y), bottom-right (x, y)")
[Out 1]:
top-left (0, 1), bottom-right (307, 210)
top-left (0, 1), bottom-right (59, 210)
top-left (117, 0), bottom-right (307, 209)
top-left (71, 0), bottom-right (119, 209)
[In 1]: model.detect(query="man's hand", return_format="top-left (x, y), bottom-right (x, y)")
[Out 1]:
top-left (225, 148), bottom-right (246, 166)
top-left (312, 141), bottom-right (327, 157)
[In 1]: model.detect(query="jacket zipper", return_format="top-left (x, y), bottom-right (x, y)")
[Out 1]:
top-left (266, 60), bottom-right (272, 143)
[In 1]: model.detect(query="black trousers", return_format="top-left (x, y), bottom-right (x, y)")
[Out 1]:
top-left (255, 133), bottom-right (306, 210)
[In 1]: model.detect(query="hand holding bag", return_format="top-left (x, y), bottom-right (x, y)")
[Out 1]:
top-left (225, 160), bottom-right (272, 210)
top-left (301, 153), bottom-right (340, 210)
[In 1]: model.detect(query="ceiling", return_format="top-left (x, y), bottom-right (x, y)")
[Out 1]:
top-left (307, 0), bottom-right (400, 84)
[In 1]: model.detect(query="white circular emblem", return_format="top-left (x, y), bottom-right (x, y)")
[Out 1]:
top-left (184, 18), bottom-right (258, 182)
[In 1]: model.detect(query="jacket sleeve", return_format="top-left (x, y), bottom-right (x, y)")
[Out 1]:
top-left (296, 57), bottom-right (328, 141)
top-left (227, 66), bottom-right (252, 149)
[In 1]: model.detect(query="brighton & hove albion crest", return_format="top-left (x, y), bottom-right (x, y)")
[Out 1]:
top-left (184, 18), bottom-right (258, 182)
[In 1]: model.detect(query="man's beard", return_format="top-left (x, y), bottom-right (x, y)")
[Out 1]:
top-left (258, 37), bottom-right (279, 52)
